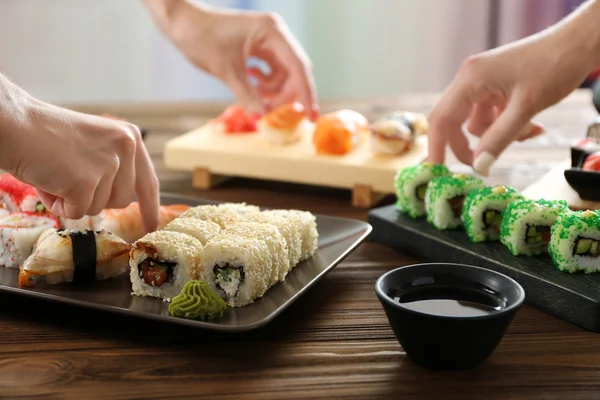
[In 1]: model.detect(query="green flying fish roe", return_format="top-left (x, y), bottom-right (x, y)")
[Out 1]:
top-left (461, 185), bottom-right (523, 243)
top-left (425, 173), bottom-right (485, 230)
top-left (394, 163), bottom-right (451, 218)
top-left (168, 280), bottom-right (227, 321)
top-left (548, 209), bottom-right (600, 273)
top-left (499, 199), bottom-right (569, 256)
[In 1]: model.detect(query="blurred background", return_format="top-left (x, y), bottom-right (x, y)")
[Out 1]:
top-left (0, 0), bottom-right (592, 105)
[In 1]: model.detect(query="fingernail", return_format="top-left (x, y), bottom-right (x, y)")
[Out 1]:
top-left (311, 104), bottom-right (320, 122)
top-left (473, 152), bottom-right (496, 177)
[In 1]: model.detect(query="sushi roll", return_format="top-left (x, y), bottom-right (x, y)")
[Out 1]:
top-left (548, 209), bottom-right (600, 273)
top-left (313, 110), bottom-right (369, 155)
top-left (256, 102), bottom-right (312, 145)
top-left (261, 209), bottom-right (318, 261)
top-left (369, 117), bottom-right (415, 156)
top-left (129, 230), bottom-right (204, 301)
top-left (394, 163), bottom-right (451, 218)
top-left (0, 174), bottom-right (35, 212)
top-left (163, 217), bottom-right (221, 246)
top-left (96, 202), bottom-right (190, 243)
top-left (500, 199), bottom-right (568, 256)
top-left (425, 174), bottom-right (485, 230)
top-left (216, 202), bottom-right (261, 216)
top-left (238, 212), bottom-right (303, 277)
top-left (384, 110), bottom-right (429, 136)
top-left (462, 185), bottom-right (524, 243)
top-left (200, 223), bottom-right (288, 307)
top-left (223, 221), bottom-right (288, 283)
top-left (178, 204), bottom-right (239, 229)
top-left (0, 212), bottom-right (61, 268)
top-left (18, 228), bottom-right (131, 287)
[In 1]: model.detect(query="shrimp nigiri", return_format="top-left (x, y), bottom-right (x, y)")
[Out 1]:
top-left (312, 110), bottom-right (369, 155)
top-left (96, 202), bottom-right (190, 243)
top-left (257, 102), bottom-right (312, 145)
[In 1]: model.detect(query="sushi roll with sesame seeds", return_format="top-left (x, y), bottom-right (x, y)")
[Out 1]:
top-left (499, 199), bottom-right (569, 256)
top-left (200, 221), bottom-right (290, 307)
top-left (425, 174), bottom-right (485, 230)
top-left (129, 230), bottom-right (204, 302)
top-left (394, 163), bottom-right (451, 218)
top-left (548, 209), bottom-right (600, 273)
top-left (462, 185), bottom-right (524, 243)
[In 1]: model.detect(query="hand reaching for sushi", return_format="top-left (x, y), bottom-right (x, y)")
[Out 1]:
top-left (427, 0), bottom-right (600, 176)
top-left (0, 75), bottom-right (160, 232)
top-left (142, 0), bottom-right (318, 121)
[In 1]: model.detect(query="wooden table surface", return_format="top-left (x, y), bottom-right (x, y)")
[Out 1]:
top-left (1, 90), bottom-right (599, 399)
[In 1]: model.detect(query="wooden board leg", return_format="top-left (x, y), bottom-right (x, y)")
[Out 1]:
top-left (352, 184), bottom-right (386, 208)
top-left (192, 167), bottom-right (230, 190)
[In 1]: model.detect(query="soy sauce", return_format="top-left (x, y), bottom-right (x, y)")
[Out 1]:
top-left (393, 283), bottom-right (505, 317)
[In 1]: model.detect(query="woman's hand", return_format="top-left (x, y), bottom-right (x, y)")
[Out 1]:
top-left (144, 0), bottom-right (318, 120)
top-left (0, 83), bottom-right (160, 233)
top-left (427, 0), bottom-right (600, 176)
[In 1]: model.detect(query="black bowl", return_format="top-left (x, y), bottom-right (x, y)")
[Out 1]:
top-left (375, 263), bottom-right (525, 370)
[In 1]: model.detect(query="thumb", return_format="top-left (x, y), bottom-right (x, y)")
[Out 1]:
top-left (472, 97), bottom-right (531, 176)
top-left (225, 65), bottom-right (265, 115)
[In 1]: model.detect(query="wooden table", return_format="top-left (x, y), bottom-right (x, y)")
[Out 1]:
top-left (1, 90), bottom-right (599, 399)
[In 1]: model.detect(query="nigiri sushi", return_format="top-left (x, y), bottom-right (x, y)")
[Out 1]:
top-left (257, 102), bottom-right (312, 145)
top-left (95, 202), bottom-right (190, 243)
top-left (312, 110), bottom-right (369, 155)
top-left (385, 110), bottom-right (429, 136)
top-left (18, 228), bottom-right (131, 288)
top-left (0, 212), bottom-right (61, 268)
top-left (370, 117), bottom-right (415, 155)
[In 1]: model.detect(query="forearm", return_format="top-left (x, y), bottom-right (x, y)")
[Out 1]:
top-left (141, 0), bottom-right (213, 41)
top-left (552, 0), bottom-right (600, 70)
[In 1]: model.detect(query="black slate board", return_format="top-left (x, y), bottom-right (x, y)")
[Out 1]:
top-left (368, 204), bottom-right (600, 333)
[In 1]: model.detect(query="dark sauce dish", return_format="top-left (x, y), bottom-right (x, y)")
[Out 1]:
top-left (565, 145), bottom-right (600, 201)
top-left (375, 263), bottom-right (525, 370)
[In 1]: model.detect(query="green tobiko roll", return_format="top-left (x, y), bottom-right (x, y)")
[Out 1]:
top-left (394, 163), bottom-right (451, 218)
top-left (461, 185), bottom-right (524, 243)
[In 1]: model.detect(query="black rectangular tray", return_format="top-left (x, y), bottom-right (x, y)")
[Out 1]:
top-left (368, 204), bottom-right (600, 332)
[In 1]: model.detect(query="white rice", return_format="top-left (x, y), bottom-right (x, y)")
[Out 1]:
top-left (163, 217), bottom-right (221, 246)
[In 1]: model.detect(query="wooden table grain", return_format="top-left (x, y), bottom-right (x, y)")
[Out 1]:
top-left (1, 90), bottom-right (599, 399)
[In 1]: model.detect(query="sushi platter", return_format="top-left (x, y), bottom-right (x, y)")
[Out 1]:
top-left (369, 162), bottom-right (600, 333)
top-left (163, 104), bottom-right (429, 208)
top-left (0, 174), bottom-right (371, 331)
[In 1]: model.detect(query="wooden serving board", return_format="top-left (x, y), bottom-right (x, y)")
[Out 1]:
top-left (163, 123), bottom-right (428, 208)
top-left (367, 204), bottom-right (600, 333)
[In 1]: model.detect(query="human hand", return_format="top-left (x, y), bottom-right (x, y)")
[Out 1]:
top-left (152, 1), bottom-right (318, 120)
top-left (427, 0), bottom-right (600, 176)
top-left (0, 96), bottom-right (160, 233)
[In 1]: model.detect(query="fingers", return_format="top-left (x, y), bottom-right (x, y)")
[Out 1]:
top-left (225, 63), bottom-right (265, 115)
top-left (107, 126), bottom-right (137, 209)
top-left (246, 66), bottom-right (287, 97)
top-left (133, 130), bottom-right (160, 234)
top-left (48, 179), bottom-right (96, 220)
top-left (473, 98), bottom-right (531, 176)
top-left (466, 102), bottom-right (497, 137)
top-left (427, 82), bottom-right (478, 165)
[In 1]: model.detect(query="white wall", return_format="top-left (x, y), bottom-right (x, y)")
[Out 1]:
top-left (0, 0), bottom-right (493, 104)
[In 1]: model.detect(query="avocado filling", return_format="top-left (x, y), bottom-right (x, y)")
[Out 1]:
top-left (573, 237), bottom-right (600, 256)
top-left (416, 184), bottom-right (428, 201)
top-left (449, 196), bottom-right (465, 218)
top-left (483, 209), bottom-right (503, 232)
top-left (525, 225), bottom-right (552, 248)
top-left (35, 201), bottom-right (46, 214)
top-left (139, 259), bottom-right (175, 287)
top-left (214, 264), bottom-right (245, 298)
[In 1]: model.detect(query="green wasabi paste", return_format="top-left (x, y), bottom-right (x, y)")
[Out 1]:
top-left (168, 280), bottom-right (227, 321)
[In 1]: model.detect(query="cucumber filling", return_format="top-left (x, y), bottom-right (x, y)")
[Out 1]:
top-left (482, 209), bottom-right (503, 232)
top-left (416, 184), bottom-right (428, 201)
top-left (573, 237), bottom-right (600, 257)
top-left (448, 195), bottom-right (465, 218)
top-left (214, 264), bottom-right (245, 298)
top-left (35, 201), bottom-right (46, 213)
top-left (524, 225), bottom-right (551, 249)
